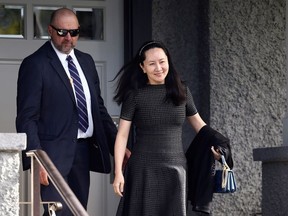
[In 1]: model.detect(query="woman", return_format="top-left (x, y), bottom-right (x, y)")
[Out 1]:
top-left (112, 41), bottom-right (219, 216)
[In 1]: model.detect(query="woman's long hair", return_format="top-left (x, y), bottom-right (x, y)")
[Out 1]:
top-left (113, 41), bottom-right (186, 106)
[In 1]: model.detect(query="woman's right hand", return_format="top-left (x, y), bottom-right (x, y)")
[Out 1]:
top-left (113, 173), bottom-right (125, 197)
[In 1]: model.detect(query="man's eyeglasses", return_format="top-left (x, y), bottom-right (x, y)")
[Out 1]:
top-left (50, 25), bottom-right (80, 37)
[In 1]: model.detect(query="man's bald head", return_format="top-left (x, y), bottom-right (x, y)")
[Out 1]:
top-left (48, 8), bottom-right (80, 54)
top-left (50, 8), bottom-right (79, 26)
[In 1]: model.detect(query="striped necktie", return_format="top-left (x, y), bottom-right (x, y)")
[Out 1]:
top-left (66, 55), bottom-right (89, 132)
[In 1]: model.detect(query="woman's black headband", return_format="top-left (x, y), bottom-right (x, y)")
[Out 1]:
top-left (138, 41), bottom-right (160, 56)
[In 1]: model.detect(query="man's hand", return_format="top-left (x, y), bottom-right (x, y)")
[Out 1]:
top-left (39, 166), bottom-right (49, 186)
top-left (122, 148), bottom-right (131, 170)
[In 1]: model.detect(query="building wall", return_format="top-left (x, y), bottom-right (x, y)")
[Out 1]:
top-left (152, 0), bottom-right (286, 215)
top-left (210, 0), bottom-right (286, 215)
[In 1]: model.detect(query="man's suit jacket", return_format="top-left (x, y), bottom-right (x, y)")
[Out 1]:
top-left (16, 41), bottom-right (117, 175)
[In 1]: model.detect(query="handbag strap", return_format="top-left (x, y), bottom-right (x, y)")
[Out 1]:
top-left (220, 155), bottom-right (230, 170)
top-left (220, 155), bottom-right (231, 188)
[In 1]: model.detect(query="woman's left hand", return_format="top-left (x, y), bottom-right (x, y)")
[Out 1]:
top-left (211, 146), bottom-right (221, 161)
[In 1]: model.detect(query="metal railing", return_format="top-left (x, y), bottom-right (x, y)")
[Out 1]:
top-left (21, 149), bottom-right (89, 216)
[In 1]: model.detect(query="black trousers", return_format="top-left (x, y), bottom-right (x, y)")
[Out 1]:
top-left (41, 138), bottom-right (91, 216)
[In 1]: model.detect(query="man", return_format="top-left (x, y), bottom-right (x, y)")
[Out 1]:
top-left (16, 8), bottom-right (119, 215)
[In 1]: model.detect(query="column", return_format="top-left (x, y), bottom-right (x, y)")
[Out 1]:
top-left (0, 133), bottom-right (26, 216)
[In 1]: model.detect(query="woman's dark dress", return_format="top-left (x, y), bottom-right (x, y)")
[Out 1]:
top-left (116, 84), bottom-right (197, 216)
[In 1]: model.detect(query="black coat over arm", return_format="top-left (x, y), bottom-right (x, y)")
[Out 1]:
top-left (186, 125), bottom-right (233, 213)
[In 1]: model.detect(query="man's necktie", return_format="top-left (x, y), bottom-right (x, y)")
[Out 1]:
top-left (66, 55), bottom-right (89, 132)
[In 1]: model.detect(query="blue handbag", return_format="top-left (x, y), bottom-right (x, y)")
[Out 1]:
top-left (214, 155), bottom-right (237, 193)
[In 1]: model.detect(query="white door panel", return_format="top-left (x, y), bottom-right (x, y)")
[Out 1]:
top-left (0, 60), bottom-right (20, 133)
